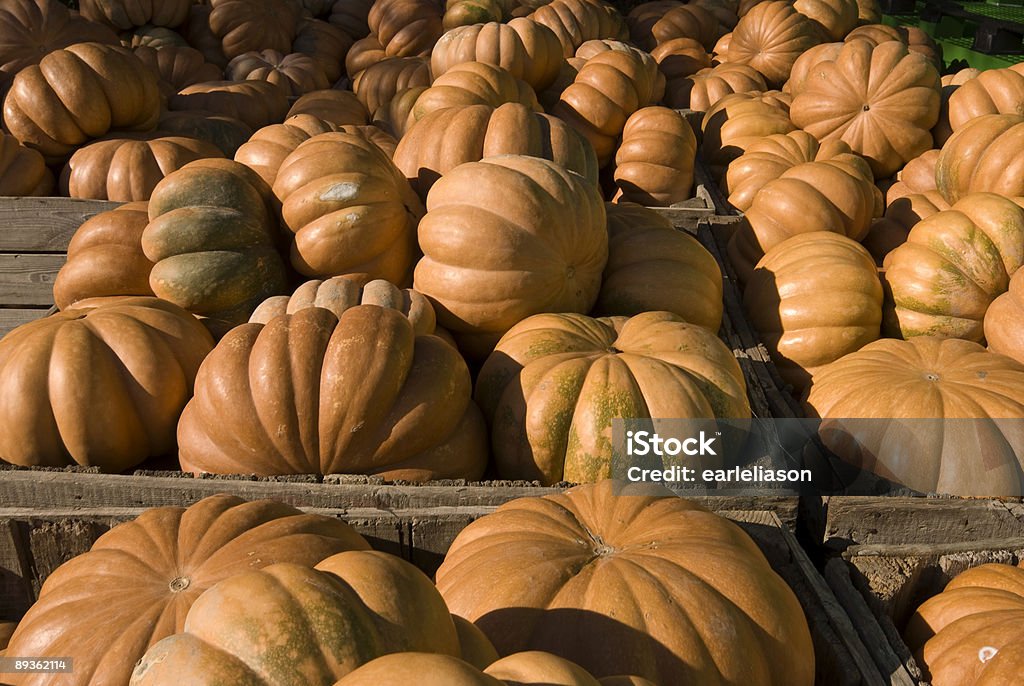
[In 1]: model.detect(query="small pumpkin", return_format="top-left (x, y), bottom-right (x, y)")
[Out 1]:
top-left (627, 0), bottom-right (684, 50)
top-left (133, 45), bottom-right (223, 98)
top-left (225, 49), bottom-right (331, 96)
top-left (292, 17), bottom-right (352, 83)
top-left (935, 113), bottom-right (1024, 204)
top-left (208, 0), bottom-right (301, 59)
top-left (862, 190), bottom-right (949, 265)
top-left (368, 0), bottom-right (445, 58)
top-left (184, 4), bottom-right (228, 68)
top-left (407, 61), bottom-right (541, 131)
top-left (726, 1), bottom-right (824, 87)
top-left (79, 0), bottom-right (190, 30)
top-left (612, 106), bottom-right (697, 206)
top-left (286, 89), bottom-right (370, 126)
top-left (121, 24), bottom-right (189, 49)
top-left (346, 34), bottom-right (388, 78)
top-left (352, 55), bottom-right (432, 116)
top-left (443, 0), bottom-right (507, 29)
top-left (169, 80), bottom-right (290, 130)
top-left (0, 130), bottom-right (53, 196)
top-left (676, 62), bottom-right (767, 112)
top-left (529, 0), bottom-right (629, 57)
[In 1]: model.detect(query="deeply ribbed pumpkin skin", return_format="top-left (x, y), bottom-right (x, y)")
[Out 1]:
top-left (793, 0), bottom-right (857, 41)
top-left (474, 312), bottom-right (749, 484)
top-left (863, 190), bottom-right (949, 265)
top-left (790, 39), bottom-right (941, 178)
top-left (132, 45), bottom-right (222, 98)
top-left (3, 42), bottom-right (160, 163)
top-left (6, 494), bottom-right (369, 686)
top-left (330, 0), bottom-right (374, 40)
top-left (677, 62), bottom-right (767, 112)
top-left (805, 337), bottom-right (1024, 496)
top-left (177, 306), bottom-right (488, 480)
top-left (744, 232), bottom-right (882, 390)
top-left (169, 80), bottom-right (290, 130)
top-left (435, 481), bottom-right (813, 685)
top-left (986, 269), bottom-right (1024, 365)
top-left (80, 0), bottom-right (190, 29)
top-left (234, 114), bottom-right (338, 187)
top-left (0, 297), bottom-right (212, 471)
top-left (700, 91), bottom-right (795, 177)
top-left (596, 204), bottom-right (722, 331)
top-left (0, 130), bottom-right (53, 196)
top-left (287, 90), bottom-right (369, 127)
top-left (650, 3), bottom-right (721, 51)
top-left (53, 202), bottom-right (154, 310)
top-left (528, 0), bottom-right (629, 57)
top-left (905, 564), bottom-right (1024, 685)
top-left (352, 56), bottom-right (431, 116)
top-left (60, 136), bottom-right (224, 201)
top-left (613, 106), bottom-right (695, 206)
top-left (208, 0), bottom-right (299, 59)
top-left (886, 148), bottom-right (939, 204)
top-left (394, 103), bottom-right (599, 199)
top-left (273, 131), bottom-right (423, 283)
top-left (651, 37), bottom-right (712, 106)
top-left (413, 156), bottom-right (608, 358)
top-left (408, 62), bottom-right (541, 130)
top-left (726, 1), bottom-right (823, 87)
top-left (431, 19), bottom-right (565, 91)
top-left (883, 193), bottom-right (1024, 341)
top-left (936, 114), bottom-right (1024, 204)
top-left (368, 0), bottom-right (445, 58)
top-left (225, 49), bottom-right (331, 96)
top-left (784, 41), bottom-right (842, 94)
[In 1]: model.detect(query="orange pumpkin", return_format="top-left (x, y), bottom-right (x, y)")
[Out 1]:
top-left (407, 62), bottom-right (541, 130)
top-left (225, 49), bottom-right (331, 96)
top-left (612, 106), bottom-right (696, 206)
top-left (651, 2), bottom-right (721, 51)
top-left (352, 55), bottom-right (432, 117)
top-left (345, 34), bottom-right (387, 77)
top-left (169, 80), bottom-right (290, 130)
top-left (626, 0), bottom-right (683, 49)
top-left (651, 37), bottom-right (712, 106)
top-left (935, 113), bottom-right (1024, 204)
top-left (886, 148), bottom-right (939, 204)
top-left (677, 62), bottom-right (767, 111)
top-left (783, 41), bottom-right (842, 94)
top-left (133, 45), bottom-right (223, 98)
top-left (529, 0), bottom-right (629, 57)
top-left (726, 0), bottom-right (824, 87)
top-left (234, 114), bottom-right (338, 187)
top-left (985, 269), bottom-right (1024, 366)
top-left (156, 109), bottom-right (253, 157)
top-left (368, 0), bottom-right (445, 58)
top-left (862, 190), bottom-right (949, 265)
top-left (793, 0), bottom-right (857, 41)
top-left (0, 130), bottom-right (53, 196)
top-left (700, 90), bottom-right (795, 178)
top-left (208, 0), bottom-right (301, 59)
top-left (286, 89), bottom-right (370, 127)
top-left (330, 0), bottom-right (374, 41)
top-left (79, 0), bottom-right (190, 30)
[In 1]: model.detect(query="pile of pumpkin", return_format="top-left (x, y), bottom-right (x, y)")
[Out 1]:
top-left (0, 482), bottom-right (816, 686)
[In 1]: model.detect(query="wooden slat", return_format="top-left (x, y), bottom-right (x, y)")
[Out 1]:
top-left (0, 254), bottom-right (64, 306)
top-left (0, 198), bottom-right (121, 252)
top-left (0, 308), bottom-right (48, 337)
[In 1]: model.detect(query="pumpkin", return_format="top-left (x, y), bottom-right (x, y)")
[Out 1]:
top-left (143, 159), bottom-right (289, 334)
top-left (474, 311), bottom-right (748, 483)
top-left (0, 130), bottom-right (53, 196)
top-left (375, 86), bottom-right (428, 137)
top-left (793, 0), bottom-right (857, 41)
top-left (712, 30), bottom-right (731, 60)
top-left (932, 68), bottom-right (977, 146)
top-left (862, 190), bottom-right (949, 265)
top-left (292, 17), bottom-right (352, 83)
top-left (790, 39), bottom-right (941, 178)
top-left (726, 1), bottom-right (824, 87)
top-left (651, 3), bottom-right (721, 51)
top-left (368, 0), bottom-right (445, 58)
top-left (651, 37), bottom-right (711, 105)
top-left (394, 102), bottom-right (598, 200)
top-left (725, 130), bottom-right (853, 211)
top-left (330, 0), bottom-right (374, 41)
top-left (170, 80), bottom-right (290, 130)
top-left (287, 90), bottom-right (369, 126)
top-left (529, 0), bottom-right (629, 57)
top-left (627, 0), bottom-right (684, 50)
top-left (551, 48), bottom-right (664, 166)
top-left (935, 114), bottom-right (1024, 204)
top-left (885, 148), bottom-right (939, 204)
top-left (234, 114), bottom-right (338, 187)
top-left (612, 106), bottom-right (696, 206)
top-left (273, 131), bottom-right (423, 283)
top-left (177, 306), bottom-right (488, 480)
top-left (883, 193), bottom-right (1024, 341)
top-left (943, 66), bottom-right (981, 87)
top-left (676, 62), bottom-right (767, 111)
top-left (727, 155), bottom-right (878, 283)
top-left (250, 277), bottom-right (437, 337)
top-left (596, 203), bottom-right (723, 330)
top-left (225, 50), bottom-right (331, 96)
top-left (208, 0), bottom-right (300, 60)
top-left (856, 0), bottom-right (881, 23)
top-left (700, 90), bottom-right (795, 179)
top-left (435, 481), bottom-right (812, 684)
top-left (413, 156), bottom-right (608, 359)
top-left (443, 0), bottom-right (507, 29)
top-left (984, 268), bottom-right (1024, 366)
top-left (407, 62), bottom-right (541, 131)
top-left (744, 232), bottom-right (882, 390)
top-left (573, 38), bottom-right (637, 61)
top-left (133, 45), bottom-right (223, 98)
top-left (805, 337), bottom-right (1024, 496)
top-left (339, 124), bottom-right (399, 158)
top-left (121, 24), bottom-right (189, 49)
top-left (0, 297), bottom-right (212, 471)
top-left (430, 19), bottom-right (564, 92)
top-left (79, 0), bottom-right (190, 30)
top-left (53, 203), bottom-right (154, 310)
top-left (942, 67), bottom-right (1024, 152)
top-left (60, 135), bottom-right (224, 202)
top-left (156, 109), bottom-right (253, 157)
top-left (0, 0), bottom-right (119, 90)
top-left (3, 42), bottom-right (160, 163)
top-left (783, 41), bottom-right (842, 94)
top-left (346, 35), bottom-right (387, 78)
top-left (352, 56), bottom-right (431, 116)
top-left (184, 4), bottom-right (228, 68)
top-left (6, 494), bottom-right (368, 686)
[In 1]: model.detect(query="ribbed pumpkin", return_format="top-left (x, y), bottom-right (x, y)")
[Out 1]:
top-left (436, 481), bottom-right (812, 685)
top-left (883, 193), bottom-right (1024, 341)
top-left (677, 62), bottom-right (767, 111)
top-left (53, 202), bottom-right (154, 310)
top-left (169, 80), bottom-right (290, 130)
top-left (793, 0), bottom-right (857, 41)
top-left (726, 1), bottom-right (823, 87)
top-left (184, 4), bottom-right (229, 68)
top-left (744, 232), bottom-right (882, 390)
top-left (783, 40), bottom-right (842, 94)
top-left (596, 203), bottom-right (722, 330)
top-left (352, 56), bottom-right (431, 116)
top-left (474, 312), bottom-right (748, 483)
top-left (293, 17), bottom-right (351, 82)
top-left (413, 156), bottom-right (608, 359)
top-left (330, 0), bottom-right (374, 41)
top-left (431, 19), bottom-right (564, 91)
top-left (394, 102), bottom-right (599, 200)
top-left (368, 0), bottom-right (445, 58)
top-left (132, 45), bottom-right (222, 99)
top-left (442, 0), bottom-right (506, 29)
top-left (286, 90), bottom-right (369, 126)
top-left (6, 494), bottom-right (369, 686)
top-left (612, 106), bottom-right (696, 206)
top-left (651, 3), bottom-right (721, 50)
top-left (651, 37), bottom-right (712, 106)
top-left (234, 114), bottom-right (338, 187)
top-left (0, 297), bottom-right (212, 471)
top-left (529, 0), bottom-right (629, 57)
top-left (272, 131), bottom-right (423, 283)
top-left (886, 148), bottom-right (939, 204)
top-left (627, 0), bottom-right (685, 49)
top-left (225, 50), bottom-right (330, 96)
top-left (790, 39), bottom-right (941, 178)
top-left (3, 42), bottom-right (160, 163)
top-left (208, 0), bottom-right (300, 59)
top-left (942, 65), bottom-right (1024, 138)
top-left (80, 0), bottom-right (190, 29)
top-left (935, 114), bottom-right (1024, 204)
top-left (728, 155), bottom-right (877, 282)
top-left (856, 0), bottom-right (881, 22)
top-left (122, 25), bottom-right (189, 49)
top-left (986, 269), bottom-right (1024, 365)
top-left (906, 564), bottom-right (1024, 685)
top-left (156, 110), bottom-right (253, 157)
top-left (143, 159), bottom-right (289, 334)
top-left (0, 130), bottom-right (53, 196)
top-left (725, 130), bottom-right (853, 211)
top-left (345, 34), bottom-right (387, 77)
top-left (60, 135), bottom-right (224, 202)
top-left (177, 306), bottom-right (488, 480)
top-left (407, 62), bottom-right (541, 130)
top-left (552, 47), bottom-right (664, 166)
top-left (700, 90), bottom-right (795, 178)
top-left (339, 124), bottom-right (399, 158)
top-left (862, 190), bottom-right (949, 265)
top-left (805, 337), bottom-right (1024, 496)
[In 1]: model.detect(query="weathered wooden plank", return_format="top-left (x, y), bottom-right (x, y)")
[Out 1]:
top-left (0, 308), bottom-right (47, 338)
top-left (0, 520), bottom-right (32, 620)
top-left (0, 198), bottom-right (121, 252)
top-left (0, 254), bottom-right (64, 306)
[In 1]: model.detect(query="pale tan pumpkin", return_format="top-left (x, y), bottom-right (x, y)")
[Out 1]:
top-left (700, 90), bottom-right (795, 178)
top-left (677, 62), bottom-right (767, 111)
top-left (0, 130), bottom-right (53, 196)
top-left (612, 106), bottom-right (696, 206)
top-left (783, 41), bottom-right (842, 94)
top-left (726, 0), bottom-right (824, 87)
top-left (169, 80), bottom-right (290, 130)
top-left (286, 90), bottom-right (370, 127)
top-left (352, 55), bottom-right (431, 117)
top-left (793, 0), bottom-right (857, 41)
top-left (651, 37), bottom-right (712, 106)
top-left (528, 0), bottom-right (629, 57)
top-left (408, 62), bottom-right (540, 131)
top-left (234, 114), bottom-right (338, 187)
top-left (225, 49), bottom-right (331, 96)
top-left (936, 113), bottom-right (1024, 204)
top-left (935, 65), bottom-right (1024, 149)
top-left (985, 269), bottom-right (1024, 366)
top-left (886, 149), bottom-right (939, 204)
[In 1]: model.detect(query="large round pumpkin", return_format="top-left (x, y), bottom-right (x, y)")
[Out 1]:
top-left (0, 130), bottom-right (53, 196)
top-left (6, 494), bottom-right (368, 686)
top-left (985, 268), bottom-right (1024, 365)
top-left (367, 0), bottom-right (445, 58)
top-left (272, 131), bottom-right (423, 283)
top-left (177, 305), bottom-right (488, 480)
top-left (726, 0), bottom-right (824, 87)
top-left (79, 0), bottom-right (190, 30)
top-left (431, 19), bottom-right (564, 91)
top-left (790, 39), bottom-right (941, 178)
top-left (528, 0), bottom-right (629, 57)
top-left (676, 62), bottom-right (768, 112)
top-left (407, 61), bottom-right (541, 130)
top-left (208, 0), bottom-right (300, 59)
top-left (474, 311), bottom-right (749, 484)
top-left (805, 337), bottom-right (1024, 496)
top-left (352, 56), bottom-right (431, 116)
top-left (0, 297), bottom-right (213, 471)
top-left (226, 49), bottom-right (330, 96)
top-left (941, 65), bottom-right (1024, 139)
top-left (700, 90), bottom-right (795, 178)
top-left (935, 113), bottom-right (1024, 204)
top-left (169, 80), bottom-right (290, 130)
top-left (435, 480), bottom-right (813, 685)
top-left (883, 193), bottom-right (1024, 341)
top-left (612, 106), bottom-right (696, 206)
top-left (234, 114), bottom-right (338, 186)
top-left (744, 232), bottom-right (882, 390)
top-left (793, 0), bottom-right (857, 41)
top-left (413, 155), bottom-right (608, 359)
